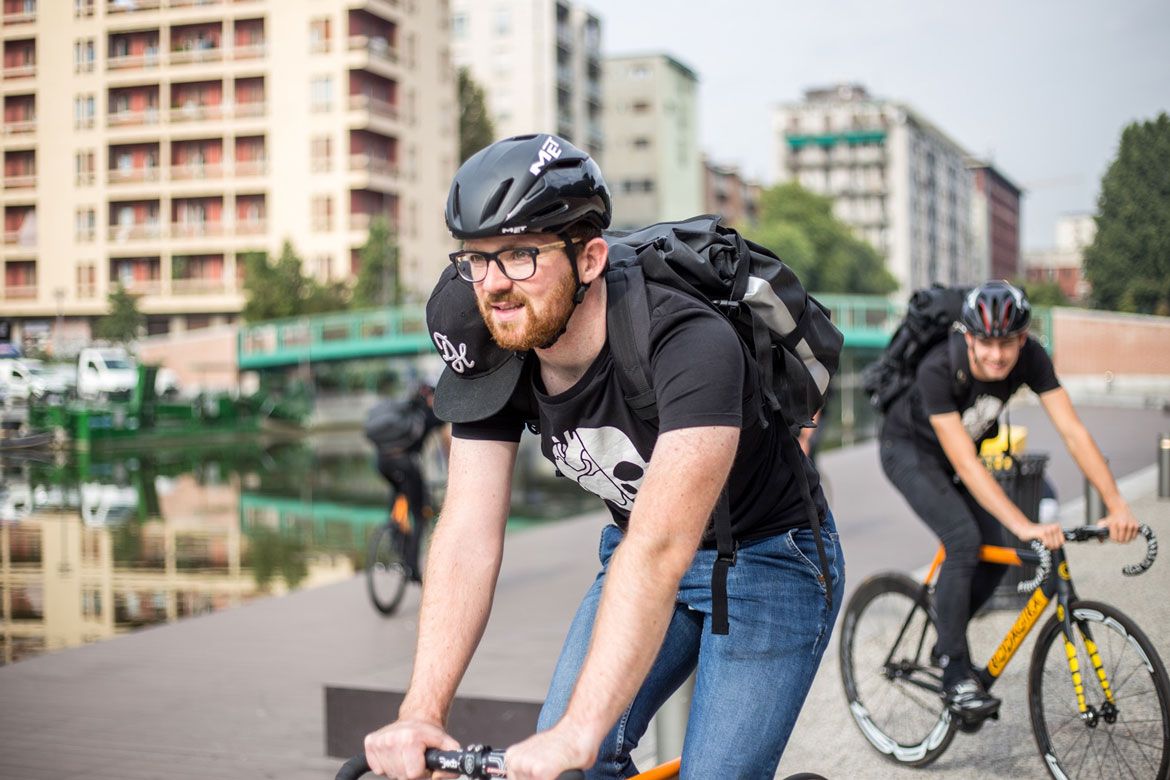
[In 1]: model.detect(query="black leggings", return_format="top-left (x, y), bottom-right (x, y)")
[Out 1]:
top-left (376, 451), bottom-right (429, 578)
top-left (880, 437), bottom-right (1008, 683)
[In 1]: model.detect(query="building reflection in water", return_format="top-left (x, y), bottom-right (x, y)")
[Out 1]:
top-left (0, 436), bottom-right (597, 665)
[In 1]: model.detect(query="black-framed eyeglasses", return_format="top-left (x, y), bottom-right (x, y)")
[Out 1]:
top-left (449, 239), bottom-right (578, 283)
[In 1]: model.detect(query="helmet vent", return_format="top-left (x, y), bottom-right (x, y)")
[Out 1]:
top-left (480, 178), bottom-right (514, 223)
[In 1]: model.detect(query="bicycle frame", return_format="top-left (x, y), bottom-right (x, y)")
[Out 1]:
top-left (910, 543), bottom-right (1112, 719)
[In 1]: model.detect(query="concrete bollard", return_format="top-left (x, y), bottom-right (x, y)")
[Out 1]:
top-left (1159, 433), bottom-right (1170, 500)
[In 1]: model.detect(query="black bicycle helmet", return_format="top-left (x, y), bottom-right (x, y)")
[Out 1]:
top-left (445, 134), bottom-right (611, 239)
top-left (961, 280), bottom-right (1032, 338)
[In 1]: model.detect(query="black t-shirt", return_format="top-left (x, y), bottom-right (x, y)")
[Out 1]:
top-left (452, 283), bottom-right (826, 544)
top-left (882, 332), bottom-right (1061, 470)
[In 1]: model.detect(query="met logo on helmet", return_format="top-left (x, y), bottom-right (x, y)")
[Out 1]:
top-left (528, 136), bottom-right (562, 176)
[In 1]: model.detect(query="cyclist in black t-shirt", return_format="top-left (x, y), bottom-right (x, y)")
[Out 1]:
top-left (361, 135), bottom-right (843, 780)
top-left (879, 280), bottom-right (1140, 726)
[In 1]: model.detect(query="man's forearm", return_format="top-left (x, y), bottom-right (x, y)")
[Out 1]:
top-left (1063, 425), bottom-right (1124, 510)
top-left (956, 457), bottom-right (1032, 533)
top-left (399, 513), bottom-right (504, 724)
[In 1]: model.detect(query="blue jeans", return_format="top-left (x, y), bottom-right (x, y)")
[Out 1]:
top-left (537, 514), bottom-right (845, 779)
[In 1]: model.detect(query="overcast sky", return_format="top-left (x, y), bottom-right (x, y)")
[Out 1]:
top-left (583, 0), bottom-right (1169, 249)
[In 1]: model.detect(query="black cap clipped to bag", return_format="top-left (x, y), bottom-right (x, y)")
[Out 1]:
top-left (426, 266), bottom-right (527, 423)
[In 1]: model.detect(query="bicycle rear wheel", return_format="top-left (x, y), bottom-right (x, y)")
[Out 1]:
top-left (839, 572), bottom-right (956, 767)
top-left (366, 523), bottom-right (409, 615)
top-left (1028, 600), bottom-right (1170, 779)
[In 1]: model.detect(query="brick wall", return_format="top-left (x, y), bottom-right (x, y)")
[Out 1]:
top-left (1052, 308), bottom-right (1170, 376)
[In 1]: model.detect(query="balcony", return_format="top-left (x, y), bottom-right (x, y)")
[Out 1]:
top-left (349, 213), bottom-right (373, 231)
top-left (233, 41), bottom-right (266, 60)
top-left (235, 159), bottom-right (266, 176)
top-left (4, 172), bottom-right (36, 189)
top-left (4, 228), bottom-right (33, 246)
top-left (3, 284), bottom-right (37, 300)
top-left (108, 223), bottom-right (162, 241)
top-left (107, 52), bottom-right (161, 71)
top-left (108, 167), bottom-right (161, 184)
top-left (172, 277), bottom-right (226, 295)
top-left (349, 154), bottom-right (398, 179)
top-left (170, 103), bottom-right (224, 123)
top-left (348, 94), bottom-right (398, 121)
top-left (234, 217), bottom-right (266, 235)
top-left (107, 0), bottom-right (162, 13)
top-left (118, 278), bottom-right (162, 295)
top-left (348, 35), bottom-right (398, 65)
top-left (107, 109), bottom-right (161, 128)
top-left (233, 101), bottom-right (266, 118)
top-left (3, 8), bottom-right (36, 25)
top-left (170, 163), bottom-right (223, 180)
top-left (166, 0), bottom-right (222, 6)
top-left (4, 117), bottom-right (35, 135)
top-left (171, 220), bottom-right (223, 238)
top-left (3, 62), bottom-right (36, 80)
top-left (170, 45), bottom-right (223, 66)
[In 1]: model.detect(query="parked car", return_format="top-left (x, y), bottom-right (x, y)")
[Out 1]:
top-left (0, 358), bottom-right (45, 401)
top-left (76, 348), bottom-right (138, 399)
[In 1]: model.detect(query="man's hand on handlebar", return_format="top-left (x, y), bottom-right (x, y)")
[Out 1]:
top-left (1015, 521), bottom-right (1065, 550)
top-left (363, 718), bottom-right (461, 780)
top-left (504, 725), bottom-right (593, 780)
top-left (1098, 503), bottom-right (1140, 544)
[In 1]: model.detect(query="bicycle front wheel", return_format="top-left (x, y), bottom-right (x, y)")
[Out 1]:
top-left (366, 524), bottom-right (409, 616)
top-left (1029, 600), bottom-right (1170, 779)
top-left (839, 572), bottom-right (956, 767)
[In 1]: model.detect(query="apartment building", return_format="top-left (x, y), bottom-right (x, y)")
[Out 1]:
top-left (773, 83), bottom-right (977, 294)
top-left (1025, 213), bottom-right (1095, 302)
top-left (1, 0), bottom-right (456, 347)
top-left (968, 159), bottom-right (1023, 281)
top-left (704, 156), bottom-right (761, 229)
top-left (450, 0), bottom-right (602, 158)
top-left (603, 53), bottom-right (701, 230)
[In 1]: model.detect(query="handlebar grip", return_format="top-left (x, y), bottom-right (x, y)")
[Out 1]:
top-left (335, 756), bottom-right (371, 780)
top-left (423, 747), bottom-right (585, 779)
top-left (1122, 524), bottom-right (1158, 576)
top-left (1016, 540), bottom-right (1052, 593)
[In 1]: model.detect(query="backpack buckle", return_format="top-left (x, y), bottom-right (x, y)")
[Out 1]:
top-left (716, 542), bottom-right (738, 566)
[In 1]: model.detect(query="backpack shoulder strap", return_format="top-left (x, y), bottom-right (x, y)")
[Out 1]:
top-left (947, 329), bottom-right (970, 398)
top-left (605, 262), bottom-right (658, 421)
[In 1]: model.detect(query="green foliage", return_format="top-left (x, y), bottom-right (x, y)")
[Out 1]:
top-left (247, 525), bottom-right (308, 591)
top-left (459, 67), bottom-right (496, 163)
top-left (351, 216), bottom-right (401, 307)
top-left (93, 283), bottom-right (144, 343)
top-left (1083, 112), bottom-right (1170, 315)
top-left (1013, 277), bottom-right (1069, 307)
top-left (241, 240), bottom-right (349, 322)
top-left (741, 182), bottom-right (898, 295)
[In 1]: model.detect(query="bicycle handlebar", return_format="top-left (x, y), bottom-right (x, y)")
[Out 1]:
top-left (1016, 523), bottom-right (1158, 594)
top-left (335, 745), bottom-right (586, 780)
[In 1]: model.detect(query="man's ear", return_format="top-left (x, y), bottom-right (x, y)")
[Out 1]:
top-left (577, 236), bottom-right (609, 284)
top-left (964, 332), bottom-right (976, 351)
top-left (1017, 332), bottom-right (1028, 347)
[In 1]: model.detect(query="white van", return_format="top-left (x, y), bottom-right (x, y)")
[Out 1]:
top-left (76, 348), bottom-right (138, 399)
top-left (0, 358), bottom-right (45, 401)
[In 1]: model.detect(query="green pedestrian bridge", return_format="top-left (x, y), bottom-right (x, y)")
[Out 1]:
top-left (236, 296), bottom-right (1053, 371)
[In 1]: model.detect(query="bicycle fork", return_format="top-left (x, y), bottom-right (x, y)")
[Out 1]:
top-left (1053, 559), bottom-right (1118, 727)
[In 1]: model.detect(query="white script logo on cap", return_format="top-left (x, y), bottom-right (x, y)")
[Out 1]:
top-left (433, 332), bottom-right (476, 374)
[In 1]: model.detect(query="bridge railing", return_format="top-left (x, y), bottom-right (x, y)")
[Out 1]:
top-left (238, 306), bottom-right (430, 369)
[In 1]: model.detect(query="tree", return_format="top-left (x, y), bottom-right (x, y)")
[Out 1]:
top-left (1083, 112), bottom-right (1170, 315)
top-left (1013, 277), bottom-right (1069, 307)
top-left (351, 216), bottom-right (402, 307)
top-left (459, 67), bottom-right (496, 163)
top-left (741, 182), bottom-right (898, 295)
top-left (242, 240), bottom-right (349, 322)
top-left (94, 283), bottom-right (144, 343)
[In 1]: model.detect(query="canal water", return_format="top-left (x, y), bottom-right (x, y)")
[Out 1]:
top-left (0, 433), bottom-right (597, 666)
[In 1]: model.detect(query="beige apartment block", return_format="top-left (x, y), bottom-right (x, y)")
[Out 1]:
top-left (1, 0), bottom-right (455, 348)
top-left (603, 53), bottom-right (701, 230)
top-left (774, 83), bottom-right (976, 295)
top-left (450, 0), bottom-right (602, 158)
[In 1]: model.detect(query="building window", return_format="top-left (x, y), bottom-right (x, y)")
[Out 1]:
top-left (74, 38), bottom-right (95, 73)
top-left (74, 151), bottom-right (95, 185)
top-left (631, 101), bottom-right (650, 113)
top-left (310, 76), bottom-right (333, 112)
top-left (311, 195), bottom-right (332, 231)
top-left (494, 7), bottom-right (510, 35)
top-left (309, 17), bottom-right (331, 53)
top-left (73, 95), bottom-right (96, 129)
top-left (74, 0), bottom-right (93, 18)
top-left (632, 137), bottom-right (650, 149)
top-left (76, 262), bottom-right (97, 299)
top-left (75, 207), bottom-right (96, 241)
top-left (451, 13), bottom-right (467, 39)
top-left (310, 135), bottom-right (332, 172)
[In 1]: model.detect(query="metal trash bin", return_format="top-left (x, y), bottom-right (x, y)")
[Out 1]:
top-left (982, 452), bottom-right (1050, 611)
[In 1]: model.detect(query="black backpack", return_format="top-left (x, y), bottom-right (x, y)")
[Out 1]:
top-left (602, 215), bottom-right (844, 633)
top-left (860, 284), bottom-right (971, 414)
top-left (364, 398), bottom-right (427, 453)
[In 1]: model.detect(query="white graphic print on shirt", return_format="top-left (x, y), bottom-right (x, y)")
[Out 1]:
top-left (961, 395), bottom-right (1004, 441)
top-left (550, 426), bottom-right (649, 509)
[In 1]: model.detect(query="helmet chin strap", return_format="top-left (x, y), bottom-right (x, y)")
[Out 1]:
top-left (537, 232), bottom-right (590, 349)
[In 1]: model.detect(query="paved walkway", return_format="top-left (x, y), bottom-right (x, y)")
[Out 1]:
top-left (0, 404), bottom-right (1167, 779)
